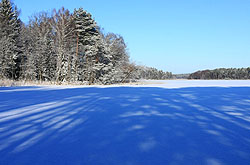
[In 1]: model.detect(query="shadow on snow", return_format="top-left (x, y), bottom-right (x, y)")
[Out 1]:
top-left (0, 86), bottom-right (250, 165)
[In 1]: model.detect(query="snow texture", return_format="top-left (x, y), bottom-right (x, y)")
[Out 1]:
top-left (0, 80), bottom-right (250, 165)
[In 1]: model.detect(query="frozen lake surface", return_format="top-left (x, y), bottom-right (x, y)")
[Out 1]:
top-left (140, 80), bottom-right (250, 88)
top-left (0, 80), bottom-right (250, 165)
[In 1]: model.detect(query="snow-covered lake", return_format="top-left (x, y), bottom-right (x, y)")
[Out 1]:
top-left (0, 80), bottom-right (250, 165)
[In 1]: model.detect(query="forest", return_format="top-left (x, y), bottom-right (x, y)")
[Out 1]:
top-left (0, 0), bottom-right (172, 85)
top-left (188, 68), bottom-right (250, 80)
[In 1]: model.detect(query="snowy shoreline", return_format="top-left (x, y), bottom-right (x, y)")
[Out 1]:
top-left (136, 80), bottom-right (250, 88)
top-left (1, 80), bottom-right (250, 92)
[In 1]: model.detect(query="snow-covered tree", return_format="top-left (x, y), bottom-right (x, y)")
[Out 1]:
top-left (51, 7), bottom-right (75, 83)
top-left (0, 0), bottom-right (22, 79)
top-left (104, 33), bottom-right (130, 83)
top-left (18, 23), bottom-right (36, 81)
top-left (0, 1), bottom-right (174, 84)
top-left (73, 8), bottom-right (114, 84)
top-left (25, 13), bottom-right (56, 81)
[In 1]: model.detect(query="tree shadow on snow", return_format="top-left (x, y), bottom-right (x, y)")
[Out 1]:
top-left (0, 86), bottom-right (250, 165)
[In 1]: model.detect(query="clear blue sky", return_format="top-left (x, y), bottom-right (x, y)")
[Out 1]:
top-left (14, 0), bottom-right (250, 74)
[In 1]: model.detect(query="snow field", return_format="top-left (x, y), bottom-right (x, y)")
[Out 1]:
top-left (0, 80), bottom-right (250, 165)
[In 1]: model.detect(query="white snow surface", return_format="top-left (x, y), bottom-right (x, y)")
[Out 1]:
top-left (137, 80), bottom-right (250, 88)
top-left (0, 80), bottom-right (250, 165)
top-left (1, 80), bottom-right (250, 92)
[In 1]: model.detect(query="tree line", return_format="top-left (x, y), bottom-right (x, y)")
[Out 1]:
top-left (188, 68), bottom-right (250, 80)
top-left (0, 0), bottom-right (172, 85)
top-left (134, 66), bottom-right (172, 80)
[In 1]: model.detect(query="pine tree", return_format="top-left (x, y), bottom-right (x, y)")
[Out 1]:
top-left (73, 8), bottom-right (114, 84)
top-left (19, 23), bottom-right (36, 81)
top-left (0, 0), bottom-right (22, 79)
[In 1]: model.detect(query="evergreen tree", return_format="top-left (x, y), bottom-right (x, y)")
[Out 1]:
top-left (188, 68), bottom-right (250, 80)
top-left (73, 8), bottom-right (114, 84)
top-left (19, 23), bottom-right (36, 81)
top-left (0, 0), bottom-right (22, 79)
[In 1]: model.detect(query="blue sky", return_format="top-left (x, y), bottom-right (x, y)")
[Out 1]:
top-left (14, 0), bottom-right (250, 74)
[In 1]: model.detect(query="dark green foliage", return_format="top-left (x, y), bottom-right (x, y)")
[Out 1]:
top-left (173, 74), bottom-right (190, 79)
top-left (189, 68), bottom-right (250, 80)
